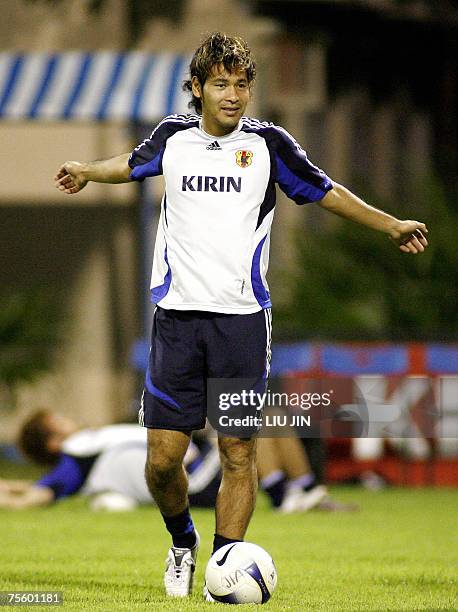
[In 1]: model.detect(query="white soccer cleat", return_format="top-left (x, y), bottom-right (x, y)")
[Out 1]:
top-left (279, 485), bottom-right (328, 513)
top-left (203, 584), bottom-right (216, 602)
top-left (278, 486), bottom-right (304, 513)
top-left (164, 531), bottom-right (200, 597)
top-left (296, 485), bottom-right (328, 511)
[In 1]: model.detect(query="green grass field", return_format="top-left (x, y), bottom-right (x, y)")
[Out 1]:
top-left (0, 487), bottom-right (456, 611)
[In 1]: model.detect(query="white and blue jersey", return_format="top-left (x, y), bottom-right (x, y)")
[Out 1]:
top-left (34, 425), bottom-right (221, 506)
top-left (35, 425), bottom-right (149, 501)
top-left (129, 114), bottom-right (332, 314)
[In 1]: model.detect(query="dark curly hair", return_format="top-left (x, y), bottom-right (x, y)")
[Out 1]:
top-left (17, 409), bottom-right (59, 466)
top-left (183, 32), bottom-right (256, 114)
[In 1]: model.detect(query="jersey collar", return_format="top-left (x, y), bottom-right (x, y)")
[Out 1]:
top-left (198, 118), bottom-right (243, 141)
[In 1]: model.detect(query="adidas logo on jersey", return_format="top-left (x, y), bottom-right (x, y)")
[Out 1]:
top-left (206, 141), bottom-right (222, 150)
top-left (182, 176), bottom-right (242, 192)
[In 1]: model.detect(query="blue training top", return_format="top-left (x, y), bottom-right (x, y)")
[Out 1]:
top-left (36, 454), bottom-right (97, 499)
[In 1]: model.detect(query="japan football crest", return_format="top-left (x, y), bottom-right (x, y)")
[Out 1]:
top-left (235, 150), bottom-right (253, 168)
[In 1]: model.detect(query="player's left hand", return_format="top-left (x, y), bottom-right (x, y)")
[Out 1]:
top-left (389, 221), bottom-right (429, 254)
top-left (54, 161), bottom-right (88, 194)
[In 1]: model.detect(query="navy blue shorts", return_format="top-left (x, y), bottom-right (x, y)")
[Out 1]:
top-left (139, 307), bottom-right (272, 432)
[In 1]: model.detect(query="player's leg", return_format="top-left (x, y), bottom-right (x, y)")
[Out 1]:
top-left (202, 435), bottom-right (258, 604)
top-left (256, 435), bottom-right (281, 479)
top-left (145, 428), bottom-right (200, 597)
top-left (145, 428), bottom-right (190, 516)
top-left (142, 306), bottom-right (206, 518)
top-left (141, 308), bottom-right (206, 597)
top-left (215, 435), bottom-right (257, 542)
top-left (204, 307), bottom-right (271, 554)
top-left (272, 435), bottom-right (327, 512)
top-left (256, 435), bottom-right (286, 509)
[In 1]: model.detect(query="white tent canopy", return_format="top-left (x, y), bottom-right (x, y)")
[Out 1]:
top-left (0, 51), bottom-right (192, 121)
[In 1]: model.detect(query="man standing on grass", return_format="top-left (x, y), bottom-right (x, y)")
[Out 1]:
top-left (54, 32), bottom-right (428, 599)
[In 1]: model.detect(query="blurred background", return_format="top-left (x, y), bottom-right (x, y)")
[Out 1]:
top-left (1, 0), bottom-right (457, 486)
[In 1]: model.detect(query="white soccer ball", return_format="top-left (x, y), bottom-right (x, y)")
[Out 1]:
top-left (205, 542), bottom-right (277, 604)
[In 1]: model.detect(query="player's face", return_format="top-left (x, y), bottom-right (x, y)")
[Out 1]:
top-left (192, 65), bottom-right (251, 136)
top-left (45, 413), bottom-right (79, 453)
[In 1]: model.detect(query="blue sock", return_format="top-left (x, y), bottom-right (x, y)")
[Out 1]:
top-left (289, 474), bottom-right (316, 492)
top-left (162, 506), bottom-right (196, 549)
top-left (261, 470), bottom-right (286, 508)
top-left (265, 479), bottom-right (286, 507)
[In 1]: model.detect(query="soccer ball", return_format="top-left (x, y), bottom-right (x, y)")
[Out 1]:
top-left (205, 542), bottom-right (277, 604)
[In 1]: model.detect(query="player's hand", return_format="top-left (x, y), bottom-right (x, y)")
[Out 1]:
top-left (0, 479), bottom-right (10, 493)
top-left (54, 161), bottom-right (88, 194)
top-left (389, 221), bottom-right (429, 254)
top-left (0, 490), bottom-right (13, 508)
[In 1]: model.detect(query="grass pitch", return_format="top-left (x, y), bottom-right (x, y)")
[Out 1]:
top-left (0, 487), bottom-right (456, 611)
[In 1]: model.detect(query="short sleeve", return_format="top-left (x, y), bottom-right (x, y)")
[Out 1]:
top-left (34, 454), bottom-right (96, 499)
top-left (35, 454), bottom-right (87, 500)
top-left (128, 122), bottom-right (166, 182)
top-left (270, 126), bottom-right (332, 204)
top-left (128, 114), bottom-right (200, 182)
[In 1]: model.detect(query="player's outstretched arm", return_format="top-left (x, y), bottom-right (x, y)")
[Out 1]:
top-left (0, 478), bottom-right (34, 493)
top-left (54, 153), bottom-right (132, 195)
top-left (317, 183), bottom-right (429, 254)
top-left (0, 480), bottom-right (54, 509)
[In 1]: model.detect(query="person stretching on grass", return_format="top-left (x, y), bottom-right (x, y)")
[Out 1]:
top-left (0, 410), bottom-right (332, 514)
top-left (0, 410), bottom-right (221, 511)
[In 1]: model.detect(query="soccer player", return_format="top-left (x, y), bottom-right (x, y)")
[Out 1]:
top-left (0, 409), bottom-right (329, 514)
top-left (0, 410), bottom-right (221, 510)
top-left (53, 32), bottom-right (428, 598)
